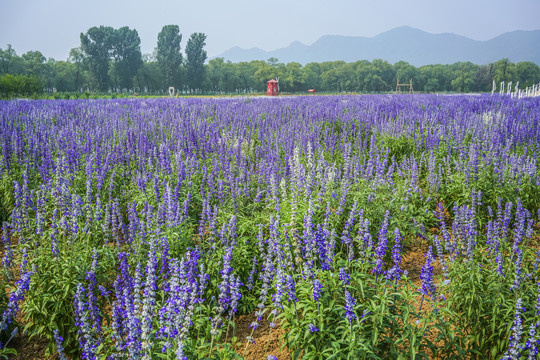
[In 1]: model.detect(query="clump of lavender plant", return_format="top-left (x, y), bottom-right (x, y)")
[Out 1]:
top-left (502, 298), bottom-right (524, 360)
top-left (373, 210), bottom-right (390, 281)
top-left (0, 268), bottom-right (32, 332)
top-left (53, 329), bottom-right (68, 360)
top-left (419, 246), bottom-right (436, 312)
top-left (524, 322), bottom-right (539, 360)
top-left (339, 267), bottom-right (350, 287)
top-left (386, 228), bottom-right (403, 283)
top-left (344, 290), bottom-right (356, 337)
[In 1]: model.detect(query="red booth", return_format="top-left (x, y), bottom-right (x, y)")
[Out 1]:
top-left (266, 79), bottom-right (279, 96)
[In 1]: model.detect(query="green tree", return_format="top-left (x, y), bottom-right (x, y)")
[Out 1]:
top-left (474, 64), bottom-right (494, 92)
top-left (220, 59), bottom-right (240, 93)
top-left (236, 61), bottom-right (258, 92)
top-left (43, 57), bottom-right (58, 90)
top-left (253, 58), bottom-right (284, 89)
top-left (21, 50), bottom-right (46, 78)
top-left (303, 62), bottom-right (323, 90)
top-left (80, 26), bottom-right (115, 90)
top-left (206, 57), bottom-right (239, 93)
top-left (69, 47), bottom-right (84, 91)
top-left (0, 73), bottom-right (43, 98)
top-left (54, 61), bottom-right (79, 92)
top-left (335, 62), bottom-right (356, 91)
top-left (393, 61), bottom-right (417, 90)
top-left (492, 58), bottom-right (515, 87)
top-left (156, 25), bottom-right (183, 89)
top-left (353, 60), bottom-right (373, 92)
top-left (111, 27), bottom-right (143, 90)
top-left (321, 68), bottom-right (340, 91)
top-left (319, 61), bottom-right (346, 92)
top-left (185, 33), bottom-right (208, 91)
top-left (0, 44), bottom-right (17, 74)
top-left (282, 62), bottom-right (305, 92)
top-left (206, 57), bottom-right (224, 92)
top-left (515, 61), bottom-right (540, 88)
top-left (137, 55), bottom-right (164, 93)
top-left (370, 59), bottom-right (394, 91)
top-left (451, 62), bottom-right (476, 93)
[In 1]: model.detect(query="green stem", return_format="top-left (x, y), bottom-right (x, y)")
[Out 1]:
top-left (242, 326), bottom-right (256, 358)
top-left (263, 313), bottom-right (276, 358)
top-left (209, 334), bottom-right (215, 355)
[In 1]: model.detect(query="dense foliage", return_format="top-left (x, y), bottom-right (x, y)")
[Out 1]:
top-left (0, 74), bottom-right (44, 98)
top-left (1, 36), bottom-right (540, 96)
top-left (0, 94), bottom-right (539, 359)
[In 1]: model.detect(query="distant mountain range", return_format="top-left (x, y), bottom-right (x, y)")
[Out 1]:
top-left (214, 26), bottom-right (540, 66)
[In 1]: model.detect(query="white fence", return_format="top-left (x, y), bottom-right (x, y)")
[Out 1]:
top-left (492, 80), bottom-right (540, 98)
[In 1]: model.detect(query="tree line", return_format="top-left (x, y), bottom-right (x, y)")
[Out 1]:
top-left (1, 24), bottom-right (540, 96)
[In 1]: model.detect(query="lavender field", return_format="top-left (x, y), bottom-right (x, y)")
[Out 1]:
top-left (0, 94), bottom-right (539, 359)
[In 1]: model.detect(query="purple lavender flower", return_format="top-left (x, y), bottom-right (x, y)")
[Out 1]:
top-left (124, 281), bottom-right (142, 359)
top-left (308, 323), bottom-right (319, 333)
top-left (344, 290), bottom-right (356, 323)
top-left (253, 254), bottom-right (273, 330)
top-left (433, 235), bottom-right (448, 279)
top-left (111, 282), bottom-right (126, 352)
top-left (502, 298), bottom-right (524, 360)
top-left (418, 246), bottom-right (436, 312)
top-left (218, 247), bottom-right (233, 312)
top-left (85, 250), bottom-right (101, 334)
top-left (272, 266), bottom-right (286, 312)
top-left (141, 237), bottom-right (158, 355)
top-left (339, 267), bottom-right (350, 286)
top-left (228, 274), bottom-right (243, 319)
top-left (341, 201), bottom-right (357, 246)
top-left (386, 228), bottom-right (403, 281)
top-left (286, 275), bottom-right (298, 303)
top-left (313, 279), bottom-right (323, 302)
top-left (524, 322), bottom-right (539, 360)
top-left (373, 210), bottom-right (390, 276)
top-left (73, 283), bottom-right (98, 360)
top-left (175, 341), bottom-right (187, 360)
top-left (0, 269), bottom-right (32, 332)
top-left (496, 251), bottom-right (505, 277)
top-left (53, 329), bottom-right (68, 360)
top-left (247, 256), bottom-right (257, 290)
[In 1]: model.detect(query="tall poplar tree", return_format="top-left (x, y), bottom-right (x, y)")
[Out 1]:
top-left (80, 26), bottom-right (115, 91)
top-left (112, 27), bottom-right (143, 90)
top-left (185, 32), bottom-right (207, 91)
top-left (156, 25), bottom-right (183, 89)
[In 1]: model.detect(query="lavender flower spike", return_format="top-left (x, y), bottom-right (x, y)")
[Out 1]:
top-left (54, 329), bottom-right (68, 360)
top-left (344, 290), bottom-right (357, 323)
top-left (313, 279), bottom-right (323, 302)
top-left (502, 298), bottom-right (524, 360)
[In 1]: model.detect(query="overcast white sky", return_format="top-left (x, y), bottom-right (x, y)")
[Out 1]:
top-left (1, 0), bottom-right (539, 61)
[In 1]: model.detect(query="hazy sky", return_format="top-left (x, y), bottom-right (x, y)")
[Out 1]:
top-left (1, 0), bottom-right (539, 61)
